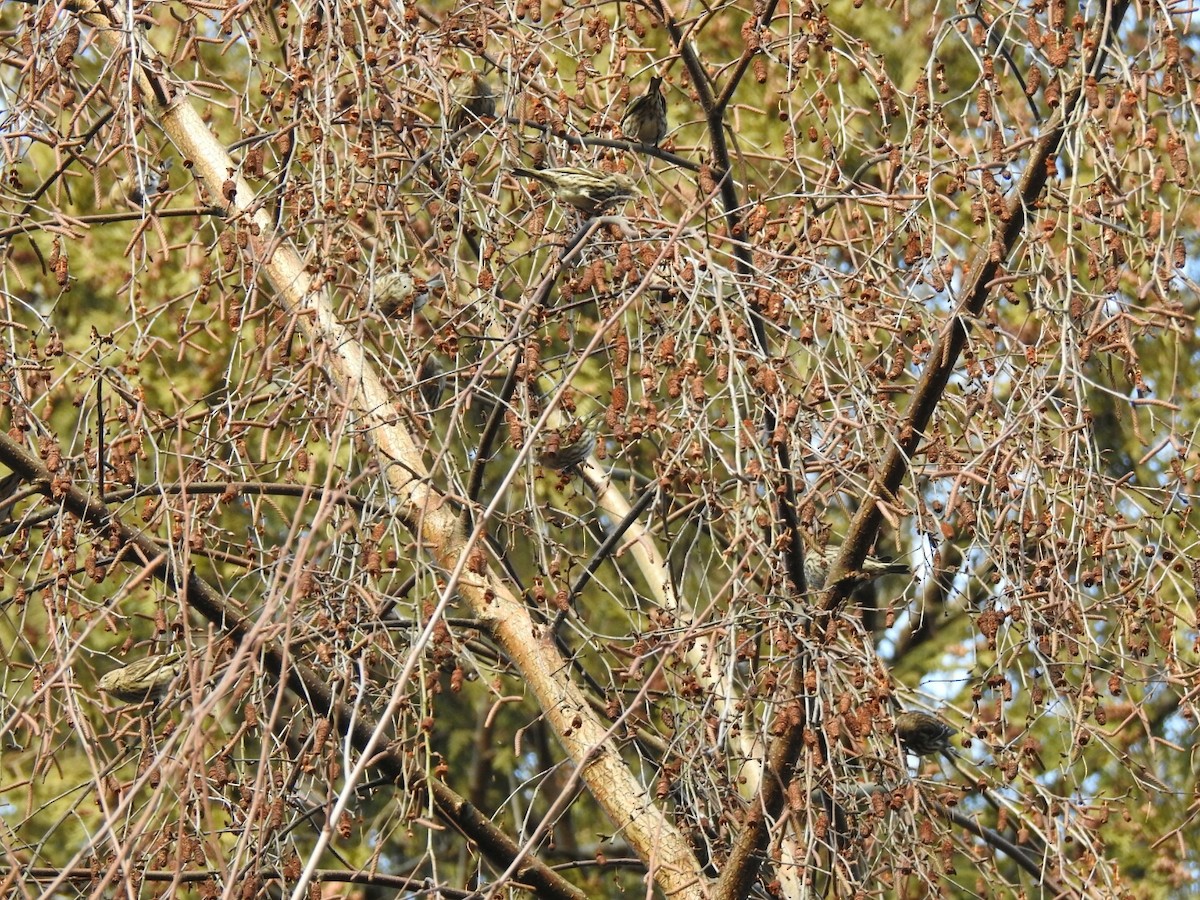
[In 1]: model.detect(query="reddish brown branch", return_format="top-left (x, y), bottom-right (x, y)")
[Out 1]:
top-left (715, 2), bottom-right (1132, 896)
top-left (821, 0), bottom-right (1132, 614)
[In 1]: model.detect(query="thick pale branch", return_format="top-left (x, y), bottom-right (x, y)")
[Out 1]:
top-left (70, 6), bottom-right (708, 898)
top-left (0, 433), bottom-right (588, 900)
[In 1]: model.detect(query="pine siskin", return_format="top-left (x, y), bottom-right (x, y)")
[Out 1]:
top-left (511, 166), bottom-right (641, 216)
top-left (538, 425), bottom-right (597, 471)
top-left (894, 710), bottom-right (957, 758)
top-left (375, 272), bottom-right (445, 319)
top-left (621, 76), bottom-right (667, 146)
top-left (416, 354), bottom-right (447, 410)
top-left (803, 545), bottom-right (908, 591)
top-left (0, 469), bottom-right (23, 526)
top-left (110, 159), bottom-right (173, 207)
top-left (447, 73), bottom-right (496, 133)
top-left (97, 652), bottom-right (182, 704)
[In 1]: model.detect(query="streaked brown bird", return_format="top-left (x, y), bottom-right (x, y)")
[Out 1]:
top-left (511, 166), bottom-right (640, 216)
top-left (538, 425), bottom-right (597, 472)
top-left (375, 271), bottom-right (444, 319)
top-left (621, 76), bottom-right (667, 146)
top-left (894, 710), bottom-right (957, 758)
top-left (416, 354), bottom-right (447, 410)
top-left (447, 73), bottom-right (496, 133)
top-left (97, 652), bottom-right (182, 704)
top-left (803, 545), bottom-right (909, 592)
top-left (0, 469), bottom-right (24, 525)
top-left (110, 159), bottom-right (173, 207)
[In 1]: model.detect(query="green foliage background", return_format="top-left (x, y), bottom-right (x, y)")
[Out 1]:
top-left (0, 0), bottom-right (1198, 897)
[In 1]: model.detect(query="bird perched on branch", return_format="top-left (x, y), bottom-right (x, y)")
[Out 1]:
top-left (416, 354), bottom-right (447, 410)
top-left (510, 166), bottom-right (640, 216)
top-left (0, 469), bottom-right (24, 526)
top-left (538, 423), bottom-right (597, 472)
top-left (375, 271), bottom-right (444, 319)
top-left (621, 75), bottom-right (667, 146)
top-left (894, 710), bottom-right (958, 758)
top-left (97, 652), bottom-right (182, 704)
top-left (447, 72), bottom-right (496, 133)
top-left (803, 545), bottom-right (909, 592)
top-left (110, 159), bottom-right (173, 207)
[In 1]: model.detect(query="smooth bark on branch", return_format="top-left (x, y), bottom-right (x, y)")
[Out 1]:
top-left (57, 3), bottom-right (710, 897)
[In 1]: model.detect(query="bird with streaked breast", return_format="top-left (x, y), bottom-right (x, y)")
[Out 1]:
top-left (510, 167), bottom-right (641, 216)
top-left (97, 652), bottom-right (182, 704)
top-left (803, 545), bottom-right (909, 591)
top-left (621, 75), bottom-right (667, 146)
top-left (447, 73), bottom-right (496, 134)
top-left (894, 710), bottom-right (958, 758)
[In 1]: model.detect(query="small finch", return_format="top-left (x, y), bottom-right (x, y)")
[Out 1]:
top-left (621, 76), bottom-right (667, 146)
top-left (416, 354), bottom-right (447, 410)
top-left (0, 469), bottom-right (23, 525)
top-left (447, 73), bottom-right (496, 133)
top-left (110, 159), bottom-right (173, 207)
top-left (511, 166), bottom-right (641, 216)
top-left (894, 710), bottom-right (958, 758)
top-left (97, 653), bottom-right (182, 704)
top-left (375, 272), bottom-right (444, 319)
top-left (803, 545), bottom-right (908, 591)
top-left (538, 425), bottom-right (597, 472)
